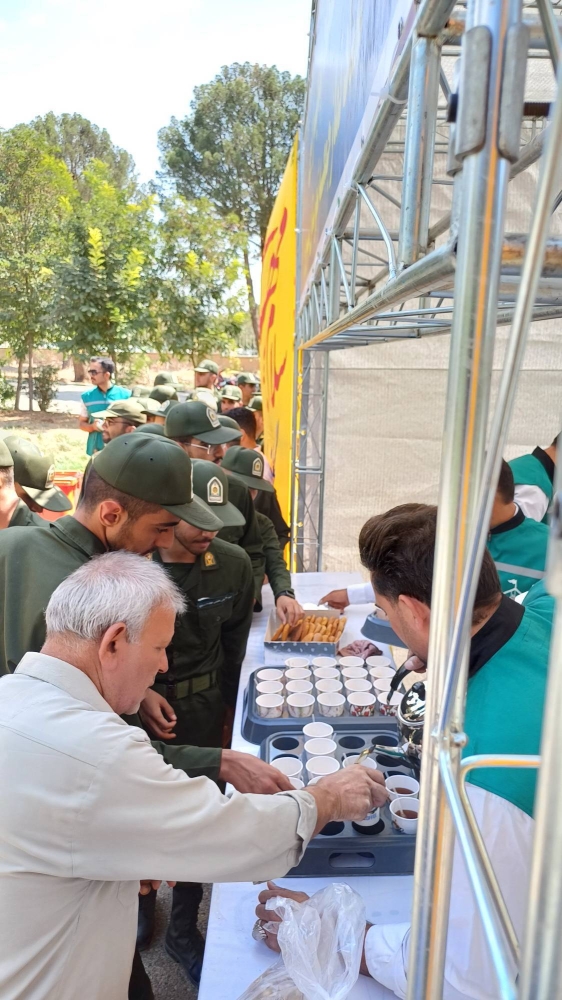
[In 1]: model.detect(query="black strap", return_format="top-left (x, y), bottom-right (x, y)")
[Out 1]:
top-left (532, 446), bottom-right (555, 485)
top-left (469, 595), bottom-right (524, 679)
top-left (489, 505), bottom-right (525, 536)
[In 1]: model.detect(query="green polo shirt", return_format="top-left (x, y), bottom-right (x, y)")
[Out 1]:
top-left (487, 506), bottom-right (548, 596)
top-left (509, 447), bottom-right (554, 523)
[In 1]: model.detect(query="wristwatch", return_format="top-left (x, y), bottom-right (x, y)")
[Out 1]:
top-left (276, 591), bottom-right (295, 599)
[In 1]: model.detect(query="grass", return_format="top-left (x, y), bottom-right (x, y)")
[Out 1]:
top-left (0, 412), bottom-right (89, 472)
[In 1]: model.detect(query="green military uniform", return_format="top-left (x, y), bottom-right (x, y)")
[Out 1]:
top-left (192, 360), bottom-right (221, 404)
top-left (256, 510), bottom-right (295, 603)
top-left (487, 506), bottom-right (549, 597)
top-left (8, 500), bottom-right (44, 527)
top-left (219, 385), bottom-right (243, 412)
top-left (150, 384), bottom-right (179, 404)
top-left (5, 435), bottom-right (73, 515)
top-left (218, 475), bottom-right (266, 601)
top-left (248, 394), bottom-right (263, 447)
top-left (0, 435), bottom-right (224, 781)
top-left (254, 488), bottom-right (290, 551)
top-left (509, 447), bottom-right (555, 523)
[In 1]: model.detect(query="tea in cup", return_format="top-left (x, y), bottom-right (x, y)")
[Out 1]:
top-left (390, 796), bottom-right (420, 833)
top-left (385, 775), bottom-right (419, 801)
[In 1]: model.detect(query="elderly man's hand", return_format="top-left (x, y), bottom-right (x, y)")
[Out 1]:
top-left (219, 750), bottom-right (293, 793)
top-left (139, 689), bottom-right (177, 739)
top-left (276, 595), bottom-right (303, 625)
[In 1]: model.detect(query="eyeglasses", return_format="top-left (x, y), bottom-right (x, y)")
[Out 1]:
top-left (191, 442), bottom-right (214, 455)
top-left (88, 369), bottom-right (103, 376)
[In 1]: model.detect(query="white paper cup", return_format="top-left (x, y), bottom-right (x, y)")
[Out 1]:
top-left (257, 668), bottom-right (284, 684)
top-left (304, 737), bottom-right (337, 759)
top-left (344, 678), bottom-right (372, 694)
top-left (303, 721), bottom-right (334, 740)
top-left (305, 755), bottom-right (340, 779)
top-left (315, 678), bottom-right (343, 694)
top-left (317, 692), bottom-right (346, 717)
top-left (272, 756), bottom-right (303, 778)
top-left (312, 666), bottom-right (340, 681)
top-left (256, 680), bottom-right (284, 696)
top-left (373, 677), bottom-right (393, 696)
top-left (285, 679), bottom-right (314, 695)
top-left (285, 656), bottom-right (311, 669)
top-left (256, 694), bottom-right (284, 718)
top-left (365, 655), bottom-right (392, 669)
top-left (341, 665), bottom-right (368, 680)
top-left (285, 667), bottom-right (312, 682)
top-left (311, 656), bottom-right (338, 668)
top-left (307, 775), bottom-right (323, 786)
top-left (347, 692), bottom-right (376, 717)
top-left (286, 692), bottom-right (316, 718)
top-left (390, 796), bottom-right (420, 833)
top-left (342, 754), bottom-right (378, 771)
top-left (338, 655), bottom-right (365, 668)
top-left (385, 775), bottom-right (420, 801)
top-left (378, 691), bottom-right (402, 716)
top-left (289, 777), bottom-right (304, 789)
top-left (368, 665), bottom-right (395, 681)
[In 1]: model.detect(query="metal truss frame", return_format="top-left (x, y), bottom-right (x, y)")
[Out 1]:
top-left (292, 0), bottom-right (562, 996)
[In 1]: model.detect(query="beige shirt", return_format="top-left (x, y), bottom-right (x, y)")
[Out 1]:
top-left (0, 653), bottom-right (316, 1000)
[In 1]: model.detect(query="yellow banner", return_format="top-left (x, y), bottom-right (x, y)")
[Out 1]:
top-left (259, 136), bottom-right (298, 529)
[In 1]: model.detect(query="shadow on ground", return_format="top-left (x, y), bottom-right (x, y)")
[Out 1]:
top-left (141, 883), bottom-right (211, 1000)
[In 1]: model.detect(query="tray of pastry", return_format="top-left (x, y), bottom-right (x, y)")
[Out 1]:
top-left (264, 609), bottom-right (345, 664)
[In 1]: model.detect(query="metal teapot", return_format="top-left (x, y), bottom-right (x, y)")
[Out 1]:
top-left (360, 661), bottom-right (426, 777)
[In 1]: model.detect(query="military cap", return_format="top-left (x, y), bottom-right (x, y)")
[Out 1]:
top-left (153, 372), bottom-right (178, 386)
top-left (96, 399), bottom-right (147, 425)
top-left (4, 436), bottom-right (72, 512)
top-left (150, 384), bottom-right (179, 404)
top-left (220, 385), bottom-right (242, 403)
top-left (221, 445), bottom-right (274, 493)
top-left (236, 372), bottom-right (258, 386)
top-left (194, 359), bottom-right (219, 376)
top-left (131, 386), bottom-right (152, 397)
top-left (217, 414), bottom-right (243, 437)
top-left (139, 396), bottom-right (162, 416)
top-left (165, 401), bottom-right (242, 445)
top-left (190, 387), bottom-right (218, 410)
top-left (156, 398), bottom-right (179, 418)
top-left (0, 438), bottom-right (14, 468)
top-left (248, 394), bottom-right (262, 412)
top-left (192, 460), bottom-right (245, 528)
top-left (92, 434), bottom-right (222, 531)
top-left (134, 423), bottom-right (166, 436)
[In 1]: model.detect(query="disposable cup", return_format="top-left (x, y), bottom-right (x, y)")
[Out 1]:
top-left (347, 692), bottom-right (376, 717)
top-left (368, 665), bottom-right (395, 681)
top-left (286, 692), bottom-right (315, 718)
top-left (285, 656), bottom-right (311, 669)
top-left (344, 678), bottom-right (372, 694)
top-left (272, 756), bottom-right (303, 778)
top-left (289, 777), bottom-right (305, 789)
top-left (313, 666), bottom-right (340, 681)
top-left (341, 666), bottom-right (368, 680)
top-left (307, 775), bottom-right (323, 786)
top-left (315, 678), bottom-right (343, 694)
top-left (285, 679), bottom-right (314, 695)
top-left (385, 775), bottom-right (420, 802)
top-left (256, 680), bottom-right (284, 696)
top-left (390, 796), bottom-right (420, 834)
top-left (285, 667), bottom-right (312, 683)
top-left (311, 656), bottom-right (338, 668)
top-left (365, 655), bottom-right (392, 669)
top-left (303, 721), bottom-right (334, 740)
top-left (304, 737), bottom-right (337, 759)
top-left (354, 807), bottom-right (380, 828)
top-left (256, 694), bottom-right (284, 718)
top-left (373, 677), bottom-right (393, 696)
top-left (342, 754), bottom-right (378, 771)
top-left (317, 692), bottom-right (346, 717)
top-left (378, 691), bottom-right (402, 716)
top-left (338, 655), bottom-right (365, 668)
top-left (257, 668), bottom-right (284, 684)
top-left (305, 755), bottom-right (340, 779)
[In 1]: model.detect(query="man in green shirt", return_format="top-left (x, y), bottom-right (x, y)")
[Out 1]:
top-left (487, 460), bottom-right (549, 597)
top-left (509, 433), bottom-right (558, 523)
top-left (79, 357), bottom-right (131, 456)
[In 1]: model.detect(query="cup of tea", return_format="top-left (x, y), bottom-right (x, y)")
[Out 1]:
top-left (385, 775), bottom-right (420, 801)
top-left (347, 692), bottom-right (376, 717)
top-left (311, 656), bottom-right (338, 669)
top-left (344, 678), bottom-right (372, 694)
top-left (285, 656), bottom-right (311, 669)
top-left (256, 680), bottom-right (284, 696)
top-left (315, 678), bottom-right (343, 694)
top-left (304, 737), bottom-right (337, 759)
top-left (285, 679), bottom-right (314, 695)
top-left (313, 666), bottom-right (340, 681)
top-left (365, 655), bottom-right (392, 670)
top-left (305, 755), bottom-right (340, 781)
top-left (272, 756), bottom-right (303, 779)
top-left (256, 694), bottom-right (284, 718)
top-left (303, 721), bottom-right (334, 740)
top-left (285, 667), bottom-right (312, 683)
top-left (378, 690), bottom-right (402, 716)
top-left (338, 655), bottom-right (365, 668)
top-left (390, 796), bottom-right (420, 833)
top-left (286, 692), bottom-right (315, 718)
top-left (317, 692), bottom-right (346, 717)
top-left (257, 668), bottom-right (284, 685)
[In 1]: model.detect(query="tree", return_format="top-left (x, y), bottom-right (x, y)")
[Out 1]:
top-left (158, 63), bottom-right (305, 343)
top-left (0, 125), bottom-right (74, 410)
top-left (156, 196), bottom-right (247, 366)
top-left (32, 112), bottom-right (136, 191)
top-left (53, 161), bottom-right (157, 372)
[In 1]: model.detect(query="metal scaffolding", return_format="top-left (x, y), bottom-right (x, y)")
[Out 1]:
top-left (292, 0), bottom-right (562, 995)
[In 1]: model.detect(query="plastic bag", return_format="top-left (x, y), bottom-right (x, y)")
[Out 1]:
top-left (238, 883), bottom-right (366, 1000)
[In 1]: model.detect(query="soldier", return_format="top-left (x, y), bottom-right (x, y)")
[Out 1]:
top-left (193, 359), bottom-right (220, 397)
top-left (4, 436), bottom-right (72, 521)
top-left (248, 393), bottom-right (264, 444)
top-left (509, 433), bottom-right (558, 523)
top-left (221, 446), bottom-right (301, 618)
top-left (135, 423), bottom-right (166, 436)
top-left (236, 371), bottom-right (258, 406)
top-left (154, 398), bottom-right (179, 425)
top-left (219, 384), bottom-right (243, 413)
top-left (149, 383), bottom-right (179, 405)
top-left (78, 357), bottom-right (131, 456)
top-left (153, 372), bottom-right (178, 387)
top-left (138, 460), bottom-right (255, 983)
top-left (97, 398), bottom-right (147, 442)
top-left (223, 442), bottom-right (290, 552)
top-left (190, 387), bottom-right (219, 410)
top-left (0, 439), bottom-right (43, 528)
top-left (131, 386), bottom-right (152, 397)
top-left (227, 407), bottom-right (273, 481)
top-left (139, 397), bottom-right (162, 423)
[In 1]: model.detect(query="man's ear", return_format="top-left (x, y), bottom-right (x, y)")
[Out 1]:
top-left (98, 500), bottom-right (127, 527)
top-left (98, 622), bottom-right (128, 665)
top-left (397, 594), bottom-right (431, 628)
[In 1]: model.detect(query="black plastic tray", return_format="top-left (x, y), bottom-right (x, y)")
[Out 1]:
top-left (242, 669), bottom-right (400, 744)
top-left (261, 725), bottom-right (417, 878)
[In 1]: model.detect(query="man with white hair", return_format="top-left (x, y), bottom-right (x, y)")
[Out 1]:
top-left (0, 552), bottom-right (386, 1000)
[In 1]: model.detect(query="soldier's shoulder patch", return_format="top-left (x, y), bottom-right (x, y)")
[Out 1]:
top-left (207, 476), bottom-right (223, 504)
top-left (204, 551), bottom-right (217, 567)
top-left (252, 455), bottom-right (263, 477)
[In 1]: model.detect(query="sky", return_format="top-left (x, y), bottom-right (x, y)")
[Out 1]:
top-left (0, 0), bottom-right (311, 183)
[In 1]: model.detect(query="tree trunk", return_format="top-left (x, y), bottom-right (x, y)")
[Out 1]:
top-left (27, 336), bottom-right (34, 413)
top-left (14, 357), bottom-right (24, 411)
top-left (243, 247), bottom-right (260, 348)
top-left (73, 358), bottom-right (87, 382)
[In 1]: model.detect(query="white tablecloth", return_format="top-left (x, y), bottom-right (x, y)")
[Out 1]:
top-left (199, 573), bottom-right (413, 1000)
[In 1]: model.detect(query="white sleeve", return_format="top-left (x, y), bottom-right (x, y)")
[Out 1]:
top-left (346, 581), bottom-right (376, 605)
top-left (364, 922), bottom-right (410, 997)
top-left (514, 484), bottom-right (549, 522)
top-left (73, 725), bottom-right (317, 884)
top-left (79, 402), bottom-right (89, 420)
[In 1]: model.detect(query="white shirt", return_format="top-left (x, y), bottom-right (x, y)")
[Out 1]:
top-left (0, 653), bottom-right (316, 1000)
top-left (346, 581), bottom-right (376, 605)
top-left (513, 483), bottom-right (549, 522)
top-left (364, 784), bottom-right (533, 999)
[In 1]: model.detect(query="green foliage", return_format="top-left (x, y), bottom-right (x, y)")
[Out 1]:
top-left (0, 372), bottom-right (15, 409)
top-left (118, 354), bottom-right (151, 388)
top-left (32, 363), bottom-right (59, 411)
top-left (32, 112), bottom-right (136, 190)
